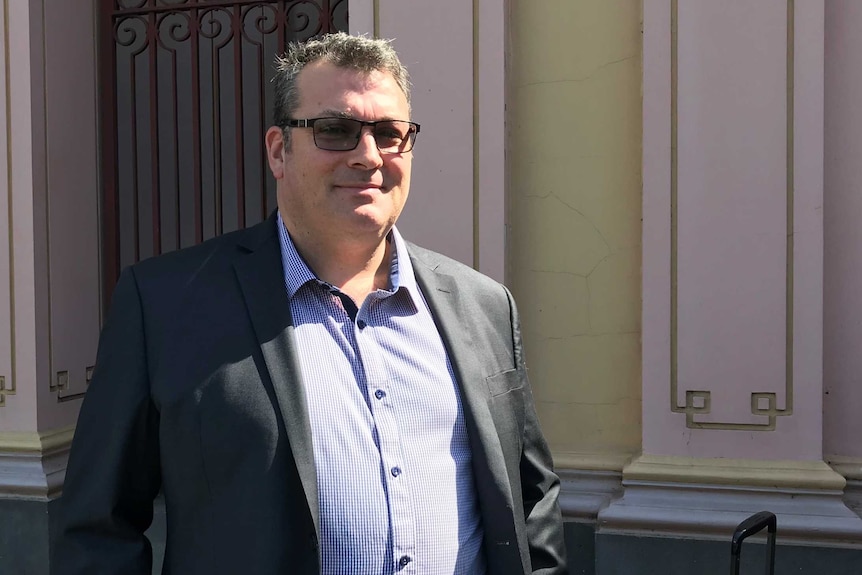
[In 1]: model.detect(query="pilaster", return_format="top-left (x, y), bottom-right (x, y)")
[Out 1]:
top-left (507, 0), bottom-right (643, 487)
top-left (555, 452), bottom-right (629, 522)
top-left (0, 0), bottom-right (100, 501)
top-left (824, 0), bottom-right (862, 515)
top-left (609, 0), bottom-right (862, 546)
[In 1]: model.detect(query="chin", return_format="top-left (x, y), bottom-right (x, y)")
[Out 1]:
top-left (350, 204), bottom-right (391, 223)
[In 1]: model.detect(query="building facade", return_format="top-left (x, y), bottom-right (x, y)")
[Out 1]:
top-left (1, 1), bottom-right (861, 573)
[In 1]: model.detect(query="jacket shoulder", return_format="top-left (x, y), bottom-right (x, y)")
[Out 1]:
top-left (406, 241), bottom-right (509, 298)
top-left (130, 216), bottom-right (275, 281)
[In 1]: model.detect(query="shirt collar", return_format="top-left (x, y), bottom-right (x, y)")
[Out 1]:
top-left (277, 212), bottom-right (419, 300)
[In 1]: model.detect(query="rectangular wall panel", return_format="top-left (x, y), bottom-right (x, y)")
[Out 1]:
top-left (675, 0), bottom-right (789, 425)
top-left (643, 0), bottom-right (824, 460)
top-left (0, 0), bottom-right (12, 416)
top-left (41, 0), bottom-right (101, 419)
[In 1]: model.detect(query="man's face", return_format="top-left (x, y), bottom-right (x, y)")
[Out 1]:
top-left (266, 61), bottom-right (412, 247)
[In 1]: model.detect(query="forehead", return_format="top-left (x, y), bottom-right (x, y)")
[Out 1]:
top-left (295, 61), bottom-right (409, 119)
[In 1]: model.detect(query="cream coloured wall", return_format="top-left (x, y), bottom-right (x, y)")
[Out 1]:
top-left (508, 1), bottom-right (643, 466)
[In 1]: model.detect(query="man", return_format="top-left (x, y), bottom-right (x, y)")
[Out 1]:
top-left (53, 33), bottom-right (566, 574)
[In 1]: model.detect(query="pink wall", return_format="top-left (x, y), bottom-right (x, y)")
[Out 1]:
top-left (378, 1), bottom-right (475, 268)
top-left (350, 0), bottom-right (507, 281)
top-left (824, 0), bottom-right (862, 461)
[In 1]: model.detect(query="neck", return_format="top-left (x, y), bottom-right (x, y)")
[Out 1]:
top-left (286, 223), bottom-right (393, 304)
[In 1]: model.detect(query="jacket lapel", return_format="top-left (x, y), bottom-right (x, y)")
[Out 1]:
top-left (409, 249), bottom-right (516, 513)
top-left (232, 215), bottom-right (319, 535)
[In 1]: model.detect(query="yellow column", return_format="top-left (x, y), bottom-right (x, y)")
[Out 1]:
top-left (508, 1), bottom-right (643, 488)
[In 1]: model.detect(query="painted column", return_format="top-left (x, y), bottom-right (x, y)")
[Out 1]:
top-left (508, 0), bottom-right (644, 521)
top-left (0, 0), bottom-right (100, 502)
top-left (601, 0), bottom-right (862, 544)
top-left (824, 0), bottom-right (862, 518)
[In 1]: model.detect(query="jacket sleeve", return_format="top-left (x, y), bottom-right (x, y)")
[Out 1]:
top-left (506, 287), bottom-right (568, 574)
top-left (52, 267), bottom-right (161, 575)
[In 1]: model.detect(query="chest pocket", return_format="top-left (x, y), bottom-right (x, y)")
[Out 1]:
top-left (486, 368), bottom-right (525, 397)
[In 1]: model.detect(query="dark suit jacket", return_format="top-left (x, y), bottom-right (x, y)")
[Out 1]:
top-left (53, 214), bottom-right (567, 574)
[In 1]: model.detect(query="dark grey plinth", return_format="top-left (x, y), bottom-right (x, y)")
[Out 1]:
top-left (6, 501), bottom-right (861, 574)
top-left (0, 495), bottom-right (165, 575)
top-left (0, 498), bottom-right (61, 575)
top-left (565, 521), bottom-right (597, 574)
top-left (595, 531), bottom-right (862, 575)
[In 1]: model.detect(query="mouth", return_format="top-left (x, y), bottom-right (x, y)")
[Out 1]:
top-left (334, 183), bottom-right (384, 192)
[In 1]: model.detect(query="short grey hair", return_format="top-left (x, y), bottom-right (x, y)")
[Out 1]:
top-left (272, 32), bottom-right (411, 136)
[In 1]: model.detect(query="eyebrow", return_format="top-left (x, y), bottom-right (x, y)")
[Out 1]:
top-left (315, 109), bottom-right (401, 122)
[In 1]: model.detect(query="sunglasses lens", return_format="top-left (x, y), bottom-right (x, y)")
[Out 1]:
top-left (313, 118), bottom-right (362, 150)
top-left (373, 121), bottom-right (413, 152)
top-left (308, 118), bottom-right (417, 152)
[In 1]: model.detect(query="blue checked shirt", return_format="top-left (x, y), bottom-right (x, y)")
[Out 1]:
top-left (278, 215), bottom-right (486, 575)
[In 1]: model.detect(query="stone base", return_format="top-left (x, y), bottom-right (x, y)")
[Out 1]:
top-left (568, 519), bottom-right (862, 575)
top-left (0, 427), bottom-right (74, 500)
top-left (829, 456), bottom-right (862, 520)
top-left (3, 496), bottom-right (861, 575)
top-left (595, 531), bottom-right (862, 575)
top-left (0, 493), bottom-right (165, 575)
top-left (846, 478), bottom-right (862, 520)
top-left (0, 498), bottom-right (60, 575)
top-left (598, 455), bottom-right (862, 547)
top-left (558, 467), bottom-right (624, 522)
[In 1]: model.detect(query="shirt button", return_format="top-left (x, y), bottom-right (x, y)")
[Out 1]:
top-left (398, 555), bottom-right (412, 568)
top-left (374, 389), bottom-right (386, 400)
top-left (357, 319), bottom-right (367, 329)
top-left (390, 466), bottom-right (401, 477)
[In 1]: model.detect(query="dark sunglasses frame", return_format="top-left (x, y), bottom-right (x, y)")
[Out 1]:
top-left (284, 117), bottom-right (421, 153)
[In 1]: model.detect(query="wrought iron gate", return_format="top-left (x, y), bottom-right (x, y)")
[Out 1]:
top-left (100, 0), bottom-right (348, 303)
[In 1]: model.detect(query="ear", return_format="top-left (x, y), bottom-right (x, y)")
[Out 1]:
top-left (265, 126), bottom-right (286, 179)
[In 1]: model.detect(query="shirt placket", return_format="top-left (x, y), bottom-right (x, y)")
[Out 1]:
top-left (354, 295), bottom-right (417, 573)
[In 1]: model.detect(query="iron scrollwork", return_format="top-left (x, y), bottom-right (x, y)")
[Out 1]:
top-left (104, 0), bottom-right (347, 295)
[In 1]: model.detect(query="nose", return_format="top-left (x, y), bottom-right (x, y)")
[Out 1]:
top-left (347, 126), bottom-right (384, 170)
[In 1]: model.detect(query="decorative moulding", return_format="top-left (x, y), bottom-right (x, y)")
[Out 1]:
top-left (554, 451), bottom-right (633, 521)
top-left (827, 456), bottom-right (862, 482)
top-left (598, 454), bottom-right (862, 548)
top-left (0, 426), bottom-right (75, 500)
top-left (553, 451), bottom-right (634, 473)
top-left (558, 467), bottom-right (623, 522)
top-left (624, 454), bottom-right (846, 491)
top-left (828, 456), bottom-right (862, 520)
top-left (0, 426), bottom-right (75, 453)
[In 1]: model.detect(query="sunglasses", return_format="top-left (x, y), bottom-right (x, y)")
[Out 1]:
top-left (283, 117), bottom-right (421, 153)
